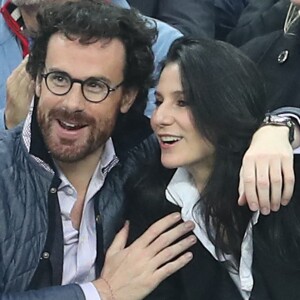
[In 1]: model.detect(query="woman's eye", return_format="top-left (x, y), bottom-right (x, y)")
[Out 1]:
top-left (154, 99), bottom-right (163, 106)
top-left (177, 100), bottom-right (188, 107)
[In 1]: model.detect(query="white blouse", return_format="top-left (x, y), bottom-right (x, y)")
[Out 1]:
top-left (165, 167), bottom-right (260, 300)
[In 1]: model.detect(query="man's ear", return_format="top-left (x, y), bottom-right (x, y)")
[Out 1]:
top-left (120, 88), bottom-right (138, 113)
top-left (35, 75), bottom-right (42, 97)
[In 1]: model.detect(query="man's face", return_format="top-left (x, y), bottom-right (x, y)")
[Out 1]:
top-left (36, 33), bottom-right (135, 163)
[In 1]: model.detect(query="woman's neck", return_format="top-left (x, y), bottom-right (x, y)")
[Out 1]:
top-left (186, 157), bottom-right (214, 192)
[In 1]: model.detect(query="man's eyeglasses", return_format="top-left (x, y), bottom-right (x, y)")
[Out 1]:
top-left (41, 71), bottom-right (124, 103)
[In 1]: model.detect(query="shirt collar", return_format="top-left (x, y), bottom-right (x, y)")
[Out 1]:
top-left (56, 138), bottom-right (118, 194)
top-left (165, 167), bottom-right (260, 296)
top-left (166, 167), bottom-right (199, 211)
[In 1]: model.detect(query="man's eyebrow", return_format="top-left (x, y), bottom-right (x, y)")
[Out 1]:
top-left (45, 67), bottom-right (113, 83)
top-left (46, 67), bottom-right (67, 74)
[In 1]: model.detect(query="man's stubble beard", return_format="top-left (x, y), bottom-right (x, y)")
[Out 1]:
top-left (37, 106), bottom-right (116, 163)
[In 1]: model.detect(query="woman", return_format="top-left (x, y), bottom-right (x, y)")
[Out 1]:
top-left (124, 37), bottom-right (300, 299)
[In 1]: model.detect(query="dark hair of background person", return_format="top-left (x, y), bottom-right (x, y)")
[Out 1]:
top-left (26, 0), bottom-right (158, 114)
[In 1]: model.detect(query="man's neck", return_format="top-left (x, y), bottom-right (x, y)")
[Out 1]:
top-left (55, 145), bottom-right (104, 196)
top-left (55, 145), bottom-right (105, 230)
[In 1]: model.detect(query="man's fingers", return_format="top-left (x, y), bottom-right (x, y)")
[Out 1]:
top-left (28, 80), bottom-right (35, 93)
top-left (148, 221), bottom-right (195, 255)
top-left (254, 159), bottom-right (271, 215)
top-left (238, 167), bottom-right (247, 206)
top-left (132, 212), bottom-right (182, 248)
top-left (269, 159), bottom-right (282, 212)
top-left (152, 234), bottom-right (196, 268)
top-left (153, 251), bottom-right (193, 285)
top-left (238, 192), bottom-right (247, 206)
top-left (10, 58), bottom-right (28, 78)
top-left (241, 158), bottom-right (259, 211)
top-left (281, 155), bottom-right (295, 206)
top-left (106, 221), bottom-right (129, 256)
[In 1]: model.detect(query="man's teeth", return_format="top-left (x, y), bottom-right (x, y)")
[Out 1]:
top-left (161, 136), bottom-right (181, 143)
top-left (62, 121), bottom-right (76, 128)
top-left (59, 120), bottom-right (84, 130)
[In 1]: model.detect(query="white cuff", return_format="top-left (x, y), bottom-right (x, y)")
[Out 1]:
top-left (79, 282), bottom-right (101, 300)
top-left (279, 113), bottom-right (300, 153)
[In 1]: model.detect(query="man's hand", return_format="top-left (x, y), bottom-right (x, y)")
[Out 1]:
top-left (5, 56), bottom-right (35, 129)
top-left (239, 125), bottom-right (295, 215)
top-left (93, 213), bottom-right (196, 300)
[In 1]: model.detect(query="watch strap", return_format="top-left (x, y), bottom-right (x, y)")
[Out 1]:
top-left (261, 114), bottom-right (295, 144)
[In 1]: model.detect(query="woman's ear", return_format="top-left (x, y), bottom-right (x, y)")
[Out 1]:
top-left (120, 88), bottom-right (138, 113)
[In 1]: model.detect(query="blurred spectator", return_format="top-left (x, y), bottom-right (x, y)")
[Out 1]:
top-left (214, 0), bottom-right (248, 40)
top-left (240, 1), bottom-right (300, 110)
top-left (0, 0), bottom-right (33, 126)
top-left (227, 0), bottom-right (290, 46)
top-left (127, 0), bottom-right (215, 39)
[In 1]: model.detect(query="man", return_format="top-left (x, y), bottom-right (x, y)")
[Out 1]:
top-left (0, 0), bottom-right (181, 129)
top-left (214, 0), bottom-right (249, 40)
top-left (236, 0), bottom-right (299, 111)
top-left (227, 0), bottom-right (290, 46)
top-left (0, 1), bottom-right (196, 299)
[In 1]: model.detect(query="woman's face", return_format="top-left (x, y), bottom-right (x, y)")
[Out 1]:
top-left (291, 0), bottom-right (300, 6)
top-left (151, 62), bottom-right (215, 172)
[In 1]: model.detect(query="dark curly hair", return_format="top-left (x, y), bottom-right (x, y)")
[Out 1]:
top-left (27, 0), bottom-right (158, 112)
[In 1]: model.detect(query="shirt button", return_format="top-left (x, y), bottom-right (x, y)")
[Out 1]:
top-left (277, 50), bottom-right (289, 64)
top-left (66, 187), bottom-right (73, 195)
top-left (95, 214), bottom-right (101, 224)
top-left (49, 187), bottom-right (57, 193)
top-left (42, 251), bottom-right (50, 259)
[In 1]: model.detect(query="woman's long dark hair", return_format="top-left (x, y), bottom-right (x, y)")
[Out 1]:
top-left (161, 37), bottom-right (267, 263)
top-left (126, 38), bottom-right (300, 268)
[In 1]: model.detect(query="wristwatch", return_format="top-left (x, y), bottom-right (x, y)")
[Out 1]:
top-left (261, 114), bottom-right (295, 144)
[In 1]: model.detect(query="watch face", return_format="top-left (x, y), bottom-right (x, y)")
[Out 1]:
top-left (265, 115), bottom-right (291, 125)
top-left (263, 115), bottom-right (293, 127)
top-left (269, 115), bottom-right (291, 123)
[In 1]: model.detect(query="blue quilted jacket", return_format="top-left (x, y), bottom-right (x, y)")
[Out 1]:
top-left (0, 104), bottom-right (153, 299)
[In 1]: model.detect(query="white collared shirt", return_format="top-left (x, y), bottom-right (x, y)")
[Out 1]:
top-left (56, 138), bottom-right (118, 300)
top-left (165, 167), bottom-right (259, 300)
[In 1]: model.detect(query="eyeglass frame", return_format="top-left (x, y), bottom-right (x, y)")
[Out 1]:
top-left (40, 71), bottom-right (124, 103)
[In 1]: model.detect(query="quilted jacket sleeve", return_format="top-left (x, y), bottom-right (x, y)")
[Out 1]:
top-left (0, 284), bottom-right (85, 300)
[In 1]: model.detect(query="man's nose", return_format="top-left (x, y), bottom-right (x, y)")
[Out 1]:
top-left (61, 82), bottom-right (86, 111)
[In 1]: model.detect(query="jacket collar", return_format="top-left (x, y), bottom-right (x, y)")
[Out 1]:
top-left (22, 96), bottom-right (56, 172)
top-left (22, 96), bottom-right (152, 170)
